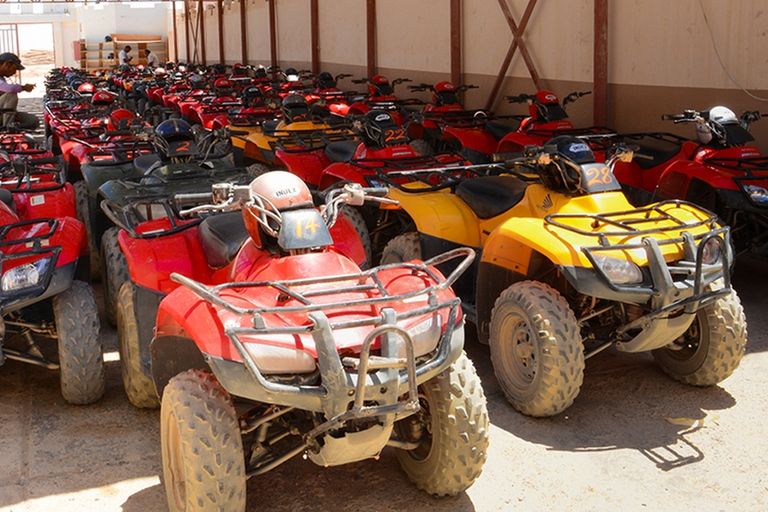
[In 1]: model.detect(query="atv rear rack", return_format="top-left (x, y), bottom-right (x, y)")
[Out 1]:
top-left (101, 197), bottom-right (201, 239)
top-left (269, 128), bottom-right (358, 154)
top-left (373, 160), bottom-right (535, 191)
top-left (82, 140), bottom-right (156, 167)
top-left (1, 157), bottom-right (67, 194)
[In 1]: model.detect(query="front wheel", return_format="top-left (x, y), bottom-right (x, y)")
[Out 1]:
top-left (74, 180), bottom-right (99, 280)
top-left (101, 227), bottom-right (130, 326)
top-left (394, 352), bottom-right (489, 496)
top-left (380, 232), bottom-right (421, 264)
top-left (489, 281), bottom-right (584, 417)
top-left (653, 288), bottom-right (747, 386)
top-left (117, 282), bottom-right (160, 409)
top-left (54, 280), bottom-right (105, 405)
top-left (161, 369), bottom-right (246, 512)
top-left (340, 205), bottom-right (372, 269)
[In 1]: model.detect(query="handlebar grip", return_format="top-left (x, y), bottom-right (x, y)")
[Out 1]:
top-left (661, 114), bottom-right (681, 121)
top-left (361, 187), bottom-right (388, 198)
top-left (174, 192), bottom-right (213, 205)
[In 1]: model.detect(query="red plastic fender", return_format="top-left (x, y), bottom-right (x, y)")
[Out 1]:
top-left (657, 160), bottom-right (741, 200)
top-left (118, 224), bottom-right (216, 294)
top-left (443, 125), bottom-right (498, 155)
top-left (275, 148), bottom-right (331, 187)
top-left (11, 183), bottom-right (77, 221)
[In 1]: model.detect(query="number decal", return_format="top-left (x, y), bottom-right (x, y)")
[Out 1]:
top-left (176, 140), bottom-right (191, 152)
top-left (585, 166), bottom-right (613, 187)
top-left (296, 217), bottom-right (321, 238)
top-left (384, 129), bottom-right (406, 143)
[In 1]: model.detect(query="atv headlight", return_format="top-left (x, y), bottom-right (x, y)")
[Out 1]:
top-left (592, 254), bottom-right (643, 285)
top-left (403, 314), bottom-right (442, 358)
top-left (701, 237), bottom-right (722, 265)
top-left (1, 258), bottom-right (51, 292)
top-left (243, 342), bottom-right (317, 374)
top-left (745, 184), bottom-right (768, 205)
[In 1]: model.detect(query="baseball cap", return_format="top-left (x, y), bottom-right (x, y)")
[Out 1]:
top-left (0, 52), bottom-right (24, 70)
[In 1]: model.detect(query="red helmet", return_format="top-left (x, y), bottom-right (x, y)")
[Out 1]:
top-left (369, 75), bottom-right (393, 96)
top-left (434, 81), bottom-right (456, 93)
top-left (77, 82), bottom-right (96, 94)
top-left (242, 171), bottom-right (313, 248)
top-left (107, 108), bottom-right (136, 130)
top-left (214, 77), bottom-right (233, 89)
top-left (91, 90), bottom-right (115, 105)
top-left (136, 64), bottom-right (145, 71)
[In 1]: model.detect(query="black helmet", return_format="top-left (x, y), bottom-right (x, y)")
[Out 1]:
top-left (316, 71), bottom-right (336, 90)
top-left (242, 86), bottom-right (264, 108)
top-left (539, 136), bottom-right (592, 193)
top-left (360, 110), bottom-right (407, 149)
top-left (281, 94), bottom-right (309, 123)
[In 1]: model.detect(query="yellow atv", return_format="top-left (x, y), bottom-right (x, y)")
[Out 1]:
top-left (379, 136), bottom-right (747, 417)
top-left (238, 93), bottom-right (352, 167)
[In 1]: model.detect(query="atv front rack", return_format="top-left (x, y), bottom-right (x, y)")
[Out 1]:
top-left (547, 200), bottom-right (731, 311)
top-left (171, 248), bottom-right (474, 451)
top-left (0, 219), bottom-right (62, 306)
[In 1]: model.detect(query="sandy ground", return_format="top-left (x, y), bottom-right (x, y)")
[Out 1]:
top-left (1, 91), bottom-right (767, 511)
top-left (0, 253), bottom-right (766, 512)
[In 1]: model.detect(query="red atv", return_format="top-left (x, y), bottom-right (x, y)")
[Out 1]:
top-left (0, 159), bottom-right (103, 405)
top-left (405, 81), bottom-right (517, 162)
top-left (343, 75), bottom-right (418, 125)
top-left (139, 174), bottom-right (487, 509)
top-left (105, 172), bottom-right (374, 408)
top-left (612, 107), bottom-right (768, 255)
top-left (495, 90), bottom-right (614, 155)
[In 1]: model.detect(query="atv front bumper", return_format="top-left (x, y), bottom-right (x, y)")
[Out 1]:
top-left (560, 229), bottom-right (732, 353)
top-left (205, 307), bottom-right (464, 467)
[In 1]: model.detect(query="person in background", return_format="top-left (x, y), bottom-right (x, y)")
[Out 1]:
top-left (0, 52), bottom-right (39, 130)
top-left (144, 48), bottom-right (160, 68)
top-left (118, 45), bottom-right (133, 70)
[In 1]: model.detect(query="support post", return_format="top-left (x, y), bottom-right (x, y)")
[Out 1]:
top-left (366, 0), bottom-right (376, 77)
top-left (594, 0), bottom-right (609, 126)
top-left (311, 0), bottom-right (319, 74)
top-left (217, 0), bottom-right (224, 64)
top-left (240, 0), bottom-right (248, 64)
top-left (269, 0), bottom-right (277, 71)
top-left (450, 0), bottom-right (461, 87)
top-left (184, 0), bottom-right (191, 62)
top-left (198, 0), bottom-right (206, 65)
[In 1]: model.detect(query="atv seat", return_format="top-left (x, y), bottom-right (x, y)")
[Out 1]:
top-left (262, 120), bottom-right (281, 135)
top-left (632, 137), bottom-right (685, 170)
top-left (0, 188), bottom-right (15, 210)
top-left (456, 175), bottom-right (528, 219)
top-left (484, 121), bottom-right (517, 141)
top-left (197, 211), bottom-right (250, 268)
top-left (134, 153), bottom-right (161, 174)
top-left (324, 140), bottom-right (359, 163)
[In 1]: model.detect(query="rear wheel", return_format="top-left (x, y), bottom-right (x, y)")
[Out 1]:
top-left (653, 287), bottom-right (747, 386)
top-left (54, 280), bottom-right (104, 405)
top-left (117, 281), bottom-right (160, 409)
top-left (246, 163), bottom-right (271, 177)
top-left (161, 369), bottom-right (246, 512)
top-left (74, 180), bottom-right (99, 280)
top-left (380, 232), bottom-right (421, 264)
top-left (102, 227), bottom-right (130, 326)
top-left (394, 353), bottom-right (488, 496)
top-left (410, 139), bottom-right (434, 156)
top-left (489, 281), bottom-right (584, 417)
